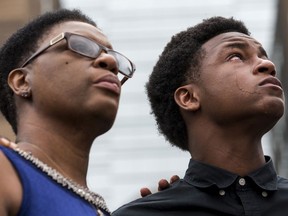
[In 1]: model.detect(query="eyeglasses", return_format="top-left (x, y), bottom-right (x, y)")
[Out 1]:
top-left (21, 32), bottom-right (136, 85)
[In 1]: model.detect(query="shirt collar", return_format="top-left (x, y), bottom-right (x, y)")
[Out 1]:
top-left (184, 156), bottom-right (278, 191)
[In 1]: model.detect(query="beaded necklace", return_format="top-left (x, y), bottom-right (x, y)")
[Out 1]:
top-left (14, 147), bottom-right (111, 215)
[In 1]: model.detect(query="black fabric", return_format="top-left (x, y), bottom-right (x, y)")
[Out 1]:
top-left (113, 156), bottom-right (288, 216)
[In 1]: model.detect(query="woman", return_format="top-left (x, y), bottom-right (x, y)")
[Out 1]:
top-left (0, 9), bottom-right (135, 216)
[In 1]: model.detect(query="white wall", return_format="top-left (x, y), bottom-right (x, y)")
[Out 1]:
top-left (61, 0), bottom-right (277, 211)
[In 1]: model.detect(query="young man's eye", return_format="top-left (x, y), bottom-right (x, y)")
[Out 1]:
top-left (228, 53), bottom-right (243, 61)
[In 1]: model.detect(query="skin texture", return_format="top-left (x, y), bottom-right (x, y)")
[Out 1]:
top-left (0, 137), bottom-right (179, 198)
top-left (0, 21), bottom-right (175, 215)
top-left (0, 21), bottom-right (121, 216)
top-left (1, 29), bottom-right (283, 216)
top-left (174, 32), bottom-right (284, 176)
top-left (140, 175), bottom-right (180, 197)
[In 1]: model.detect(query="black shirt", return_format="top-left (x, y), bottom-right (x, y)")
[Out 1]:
top-left (113, 156), bottom-right (288, 216)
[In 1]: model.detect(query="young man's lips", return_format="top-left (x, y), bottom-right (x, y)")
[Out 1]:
top-left (259, 77), bottom-right (283, 90)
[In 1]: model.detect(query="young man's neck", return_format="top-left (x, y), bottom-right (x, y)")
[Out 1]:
top-left (188, 122), bottom-right (267, 176)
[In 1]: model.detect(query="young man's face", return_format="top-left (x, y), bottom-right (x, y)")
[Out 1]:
top-left (196, 32), bottom-right (284, 127)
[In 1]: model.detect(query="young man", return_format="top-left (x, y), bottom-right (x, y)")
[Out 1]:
top-left (0, 9), bottom-right (135, 216)
top-left (113, 16), bottom-right (288, 215)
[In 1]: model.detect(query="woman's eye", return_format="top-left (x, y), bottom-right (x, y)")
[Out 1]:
top-left (73, 42), bottom-right (91, 53)
top-left (69, 36), bottom-right (98, 56)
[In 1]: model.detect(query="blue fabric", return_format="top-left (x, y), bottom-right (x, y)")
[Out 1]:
top-left (0, 146), bottom-right (109, 216)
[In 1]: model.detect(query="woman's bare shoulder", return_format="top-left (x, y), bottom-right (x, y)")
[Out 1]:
top-left (0, 149), bottom-right (22, 216)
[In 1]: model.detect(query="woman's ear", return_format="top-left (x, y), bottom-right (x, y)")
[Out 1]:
top-left (7, 68), bottom-right (31, 98)
top-left (174, 84), bottom-right (200, 112)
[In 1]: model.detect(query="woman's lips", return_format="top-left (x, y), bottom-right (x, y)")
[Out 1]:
top-left (93, 75), bottom-right (121, 95)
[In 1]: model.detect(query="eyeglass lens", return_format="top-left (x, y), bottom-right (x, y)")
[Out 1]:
top-left (68, 34), bottom-right (133, 77)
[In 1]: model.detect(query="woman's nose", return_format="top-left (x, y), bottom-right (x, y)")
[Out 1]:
top-left (93, 52), bottom-right (119, 75)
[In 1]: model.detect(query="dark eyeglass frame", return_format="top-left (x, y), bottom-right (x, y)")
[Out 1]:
top-left (21, 32), bottom-right (136, 85)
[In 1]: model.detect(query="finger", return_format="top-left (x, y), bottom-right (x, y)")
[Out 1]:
top-left (0, 137), bottom-right (12, 147)
top-left (158, 179), bottom-right (170, 191)
top-left (170, 175), bottom-right (180, 184)
top-left (0, 137), bottom-right (17, 149)
top-left (140, 188), bottom-right (152, 197)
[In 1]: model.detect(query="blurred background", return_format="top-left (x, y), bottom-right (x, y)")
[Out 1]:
top-left (0, 0), bottom-right (287, 211)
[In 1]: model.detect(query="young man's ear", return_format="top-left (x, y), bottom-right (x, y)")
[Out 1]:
top-left (7, 68), bottom-right (31, 98)
top-left (174, 84), bottom-right (200, 112)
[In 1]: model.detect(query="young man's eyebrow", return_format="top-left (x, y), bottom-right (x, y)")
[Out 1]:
top-left (223, 42), bottom-right (268, 58)
top-left (259, 46), bottom-right (268, 58)
top-left (224, 42), bottom-right (249, 50)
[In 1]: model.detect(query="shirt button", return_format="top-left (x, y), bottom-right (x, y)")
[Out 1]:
top-left (219, 190), bottom-right (225, 196)
top-left (262, 191), bottom-right (268, 197)
top-left (239, 178), bottom-right (246, 186)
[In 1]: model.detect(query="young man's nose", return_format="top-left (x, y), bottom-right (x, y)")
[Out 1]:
top-left (254, 59), bottom-right (276, 76)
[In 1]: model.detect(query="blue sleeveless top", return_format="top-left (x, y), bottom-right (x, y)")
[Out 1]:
top-left (0, 146), bottom-right (109, 216)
